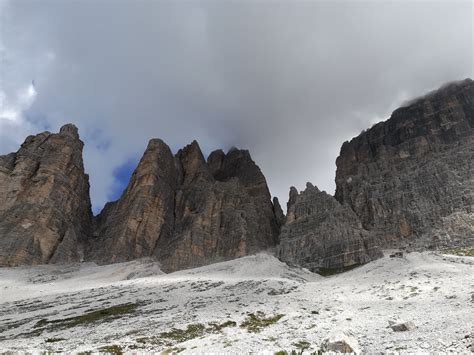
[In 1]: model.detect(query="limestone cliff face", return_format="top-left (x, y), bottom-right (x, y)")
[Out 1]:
top-left (335, 79), bottom-right (474, 248)
top-left (89, 141), bottom-right (280, 272)
top-left (87, 139), bottom-right (177, 263)
top-left (0, 124), bottom-right (92, 266)
top-left (278, 183), bottom-right (382, 273)
top-left (1, 78), bottom-right (471, 270)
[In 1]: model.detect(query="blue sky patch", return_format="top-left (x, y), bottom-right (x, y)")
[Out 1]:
top-left (107, 156), bottom-right (140, 203)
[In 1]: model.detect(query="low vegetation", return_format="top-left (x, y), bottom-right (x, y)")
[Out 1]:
top-left (442, 247), bottom-right (474, 257)
top-left (292, 340), bottom-right (311, 350)
top-left (208, 320), bottom-right (237, 332)
top-left (135, 320), bottom-right (237, 348)
top-left (275, 350), bottom-right (321, 355)
top-left (162, 346), bottom-right (186, 354)
top-left (159, 323), bottom-right (207, 343)
top-left (34, 303), bottom-right (139, 333)
top-left (44, 337), bottom-right (65, 343)
top-left (97, 344), bottom-right (123, 354)
top-left (316, 264), bottom-right (361, 276)
top-left (240, 311), bottom-right (284, 333)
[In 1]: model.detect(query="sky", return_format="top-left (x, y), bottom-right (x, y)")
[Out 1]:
top-left (0, 0), bottom-right (472, 214)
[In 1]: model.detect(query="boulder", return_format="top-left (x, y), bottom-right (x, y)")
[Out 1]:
top-left (322, 330), bottom-right (361, 354)
top-left (389, 320), bottom-right (416, 332)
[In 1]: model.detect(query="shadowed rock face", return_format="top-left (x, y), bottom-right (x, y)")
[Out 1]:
top-left (335, 79), bottom-right (474, 248)
top-left (0, 124), bottom-right (92, 266)
top-left (278, 183), bottom-right (382, 273)
top-left (88, 141), bottom-right (280, 272)
top-left (272, 197), bottom-right (285, 227)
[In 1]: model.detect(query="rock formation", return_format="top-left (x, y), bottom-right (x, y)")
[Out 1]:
top-left (278, 183), bottom-right (382, 273)
top-left (88, 141), bottom-right (280, 272)
top-left (0, 124), bottom-right (92, 266)
top-left (1, 78), bottom-right (471, 270)
top-left (322, 330), bottom-right (361, 354)
top-left (335, 78), bottom-right (473, 249)
top-left (87, 139), bottom-right (177, 263)
top-left (272, 197), bottom-right (285, 227)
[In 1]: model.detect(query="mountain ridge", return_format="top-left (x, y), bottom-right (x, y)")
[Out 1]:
top-left (0, 78), bottom-right (472, 271)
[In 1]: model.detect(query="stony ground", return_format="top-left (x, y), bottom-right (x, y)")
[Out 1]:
top-left (0, 251), bottom-right (473, 354)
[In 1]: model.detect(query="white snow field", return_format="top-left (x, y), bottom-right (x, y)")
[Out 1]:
top-left (0, 252), bottom-right (473, 353)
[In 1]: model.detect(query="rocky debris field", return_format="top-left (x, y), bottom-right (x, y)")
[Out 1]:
top-left (0, 251), bottom-right (473, 353)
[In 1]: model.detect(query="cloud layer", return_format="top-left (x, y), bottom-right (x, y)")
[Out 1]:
top-left (1, 0), bottom-right (472, 212)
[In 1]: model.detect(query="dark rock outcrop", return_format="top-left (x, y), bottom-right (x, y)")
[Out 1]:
top-left (0, 124), bottom-right (92, 266)
top-left (88, 141), bottom-right (280, 272)
top-left (272, 197), bottom-right (285, 227)
top-left (278, 183), bottom-right (382, 273)
top-left (335, 79), bottom-right (474, 248)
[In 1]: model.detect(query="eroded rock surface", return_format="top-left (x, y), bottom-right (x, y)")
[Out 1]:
top-left (1, 78), bottom-right (471, 270)
top-left (278, 183), bottom-right (382, 273)
top-left (335, 79), bottom-right (474, 248)
top-left (87, 139), bottom-right (177, 263)
top-left (322, 330), bottom-right (361, 354)
top-left (389, 320), bottom-right (416, 332)
top-left (89, 141), bottom-right (280, 272)
top-left (0, 124), bottom-right (92, 266)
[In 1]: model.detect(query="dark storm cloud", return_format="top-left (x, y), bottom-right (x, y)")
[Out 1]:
top-left (0, 0), bottom-right (472, 211)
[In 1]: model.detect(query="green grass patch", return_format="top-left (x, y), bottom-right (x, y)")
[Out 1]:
top-left (208, 320), bottom-right (237, 332)
top-left (136, 317), bottom-right (277, 348)
top-left (98, 345), bottom-right (123, 354)
top-left (292, 340), bottom-right (311, 350)
top-left (240, 312), bottom-right (284, 333)
top-left (45, 337), bottom-right (65, 343)
top-left (162, 347), bottom-right (186, 354)
top-left (34, 303), bottom-right (139, 332)
top-left (276, 350), bottom-right (322, 355)
top-left (442, 247), bottom-right (474, 257)
top-left (159, 323), bottom-right (207, 343)
top-left (140, 320), bottom-right (237, 346)
top-left (316, 263), bottom-right (361, 276)
top-left (392, 345), bottom-right (408, 351)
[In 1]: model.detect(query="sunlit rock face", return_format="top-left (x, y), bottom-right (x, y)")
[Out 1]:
top-left (335, 79), bottom-right (474, 249)
top-left (0, 124), bottom-right (92, 266)
top-left (278, 183), bottom-right (382, 273)
top-left (87, 138), bottom-right (177, 264)
top-left (88, 141), bottom-right (281, 272)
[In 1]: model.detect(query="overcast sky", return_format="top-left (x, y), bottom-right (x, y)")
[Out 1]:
top-left (0, 0), bottom-right (472, 213)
